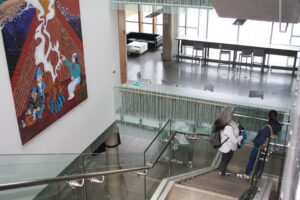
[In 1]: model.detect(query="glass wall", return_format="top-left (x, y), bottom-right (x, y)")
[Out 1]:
top-left (178, 8), bottom-right (300, 45)
top-left (142, 5), bottom-right (153, 34)
top-left (156, 13), bottom-right (163, 35)
top-left (239, 20), bottom-right (272, 44)
top-left (207, 9), bottom-right (238, 42)
top-left (178, 8), bottom-right (300, 68)
top-left (125, 5), bottom-right (163, 34)
top-left (125, 5), bottom-right (139, 33)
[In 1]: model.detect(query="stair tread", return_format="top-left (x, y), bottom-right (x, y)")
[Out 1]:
top-left (167, 183), bottom-right (237, 200)
top-left (179, 170), bottom-right (249, 198)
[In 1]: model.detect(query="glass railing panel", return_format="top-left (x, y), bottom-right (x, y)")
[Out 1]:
top-left (144, 120), bottom-right (219, 199)
top-left (144, 120), bottom-right (172, 199)
top-left (171, 120), bottom-right (212, 135)
top-left (0, 182), bottom-right (87, 200)
top-left (0, 184), bottom-right (61, 200)
top-left (144, 120), bottom-right (171, 165)
top-left (169, 132), bottom-right (218, 177)
top-left (82, 152), bottom-right (146, 173)
top-left (261, 124), bottom-right (289, 177)
top-left (0, 154), bottom-right (79, 184)
top-left (0, 152), bottom-right (147, 183)
top-left (84, 172), bottom-right (145, 200)
top-left (115, 84), bottom-right (290, 140)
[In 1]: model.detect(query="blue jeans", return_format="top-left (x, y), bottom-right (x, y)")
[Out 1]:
top-left (245, 146), bottom-right (259, 175)
top-left (68, 76), bottom-right (81, 97)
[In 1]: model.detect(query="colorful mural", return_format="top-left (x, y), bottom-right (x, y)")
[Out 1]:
top-left (0, 0), bottom-right (88, 144)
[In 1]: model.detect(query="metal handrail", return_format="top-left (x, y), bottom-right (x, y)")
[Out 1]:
top-left (0, 167), bottom-right (150, 191)
top-left (233, 113), bottom-right (290, 126)
top-left (0, 131), bottom-right (177, 191)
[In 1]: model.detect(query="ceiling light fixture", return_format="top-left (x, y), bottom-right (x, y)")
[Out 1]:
top-left (233, 19), bottom-right (246, 25)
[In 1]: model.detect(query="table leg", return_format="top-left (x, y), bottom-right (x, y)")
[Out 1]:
top-left (203, 47), bottom-right (207, 65)
top-left (205, 47), bottom-right (210, 65)
top-left (293, 55), bottom-right (297, 76)
top-left (261, 53), bottom-right (266, 73)
top-left (233, 49), bottom-right (237, 68)
top-left (177, 40), bottom-right (180, 62)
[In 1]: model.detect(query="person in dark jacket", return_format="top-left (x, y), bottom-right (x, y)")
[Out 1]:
top-left (238, 110), bottom-right (282, 179)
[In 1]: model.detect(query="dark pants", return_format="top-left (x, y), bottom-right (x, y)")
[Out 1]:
top-left (219, 150), bottom-right (234, 175)
top-left (245, 146), bottom-right (260, 176)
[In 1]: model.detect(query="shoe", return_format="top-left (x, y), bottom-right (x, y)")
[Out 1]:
top-left (219, 170), bottom-right (232, 176)
top-left (68, 95), bottom-right (74, 100)
top-left (225, 170), bottom-right (232, 175)
top-left (237, 173), bottom-right (250, 180)
top-left (187, 161), bottom-right (193, 168)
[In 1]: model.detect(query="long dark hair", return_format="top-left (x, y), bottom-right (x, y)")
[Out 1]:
top-left (268, 110), bottom-right (279, 124)
top-left (213, 107), bottom-right (234, 132)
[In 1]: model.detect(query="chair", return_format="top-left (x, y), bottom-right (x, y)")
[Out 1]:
top-left (136, 72), bottom-right (151, 83)
top-left (162, 79), bottom-right (178, 87)
top-left (137, 71), bottom-right (142, 79)
top-left (218, 45), bottom-right (231, 71)
top-left (249, 90), bottom-right (264, 99)
top-left (192, 42), bottom-right (205, 65)
top-left (237, 50), bottom-right (253, 73)
top-left (204, 83), bottom-right (214, 92)
top-left (251, 49), bottom-right (265, 72)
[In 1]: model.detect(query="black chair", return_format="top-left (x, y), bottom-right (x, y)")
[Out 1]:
top-left (251, 49), bottom-right (265, 72)
top-left (162, 79), bottom-right (178, 87)
top-left (204, 83), bottom-right (214, 92)
top-left (192, 42), bottom-right (205, 65)
top-left (249, 90), bottom-right (264, 99)
top-left (218, 45), bottom-right (231, 71)
top-left (237, 50), bottom-right (253, 75)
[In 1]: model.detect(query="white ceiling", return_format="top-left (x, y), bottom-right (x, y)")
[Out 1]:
top-left (211, 0), bottom-right (300, 23)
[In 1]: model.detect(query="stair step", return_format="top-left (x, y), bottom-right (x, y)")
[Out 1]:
top-left (178, 170), bottom-right (249, 198)
top-left (166, 184), bottom-right (237, 200)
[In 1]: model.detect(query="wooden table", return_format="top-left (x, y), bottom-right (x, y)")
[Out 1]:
top-left (176, 36), bottom-right (300, 75)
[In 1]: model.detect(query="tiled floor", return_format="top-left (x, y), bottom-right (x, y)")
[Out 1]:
top-left (127, 49), bottom-right (296, 110)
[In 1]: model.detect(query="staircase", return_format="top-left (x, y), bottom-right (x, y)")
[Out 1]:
top-left (165, 145), bottom-right (253, 200)
top-left (167, 170), bottom-right (249, 200)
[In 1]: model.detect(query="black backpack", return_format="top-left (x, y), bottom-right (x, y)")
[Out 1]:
top-left (209, 125), bottom-right (229, 148)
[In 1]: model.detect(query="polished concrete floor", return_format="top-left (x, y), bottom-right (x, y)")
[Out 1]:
top-left (127, 49), bottom-right (296, 110)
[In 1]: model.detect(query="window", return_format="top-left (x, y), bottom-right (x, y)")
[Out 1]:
top-left (125, 5), bottom-right (165, 34)
top-left (179, 8), bottom-right (186, 27)
top-left (141, 5), bottom-right (153, 33)
top-left (176, 7), bottom-right (298, 69)
top-left (142, 24), bottom-right (153, 33)
top-left (207, 9), bottom-right (237, 42)
top-left (291, 37), bottom-right (300, 46)
top-left (272, 22), bottom-right (293, 45)
top-left (125, 4), bottom-right (139, 33)
top-left (126, 22), bottom-right (139, 33)
top-left (156, 14), bottom-right (163, 35)
top-left (239, 20), bottom-right (272, 43)
top-left (186, 8), bottom-right (199, 28)
top-left (290, 23), bottom-right (300, 45)
top-left (198, 9), bottom-right (208, 38)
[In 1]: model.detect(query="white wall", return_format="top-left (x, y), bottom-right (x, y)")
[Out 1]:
top-left (0, 0), bottom-right (119, 154)
top-left (0, 0), bottom-right (120, 198)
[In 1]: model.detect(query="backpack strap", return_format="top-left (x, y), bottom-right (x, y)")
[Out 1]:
top-left (260, 124), bottom-right (274, 147)
top-left (265, 124), bottom-right (274, 137)
top-left (220, 137), bottom-right (229, 146)
top-left (220, 124), bottom-right (233, 147)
